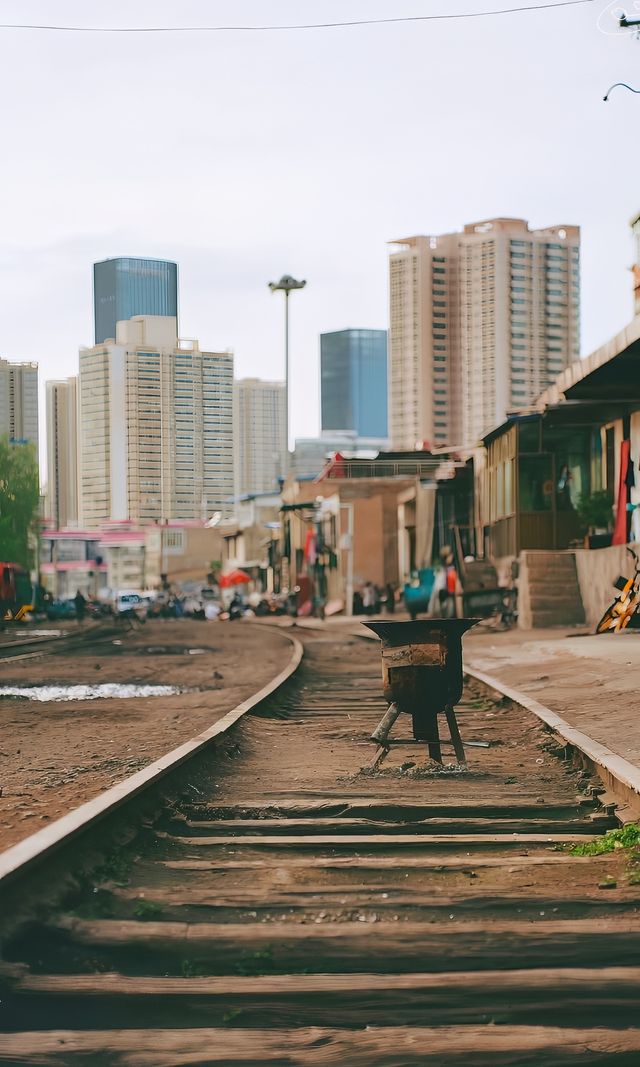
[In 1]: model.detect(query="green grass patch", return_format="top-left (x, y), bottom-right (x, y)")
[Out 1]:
top-left (570, 824), bottom-right (640, 856)
top-left (133, 899), bottom-right (164, 921)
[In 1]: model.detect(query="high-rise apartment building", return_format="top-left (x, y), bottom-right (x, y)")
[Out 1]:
top-left (320, 329), bottom-right (388, 439)
top-left (234, 378), bottom-right (286, 497)
top-left (389, 218), bottom-right (580, 449)
top-left (94, 257), bottom-right (178, 344)
top-left (0, 358), bottom-right (39, 447)
top-left (78, 316), bottom-right (234, 528)
top-left (46, 377), bottom-right (79, 529)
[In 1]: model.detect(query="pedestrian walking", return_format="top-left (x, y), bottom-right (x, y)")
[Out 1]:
top-left (362, 582), bottom-right (376, 616)
top-left (74, 589), bottom-right (87, 624)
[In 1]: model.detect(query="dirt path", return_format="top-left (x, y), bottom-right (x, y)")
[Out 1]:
top-left (0, 620), bottom-right (291, 852)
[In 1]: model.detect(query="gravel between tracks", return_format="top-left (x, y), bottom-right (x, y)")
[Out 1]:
top-left (0, 620), bottom-right (290, 853)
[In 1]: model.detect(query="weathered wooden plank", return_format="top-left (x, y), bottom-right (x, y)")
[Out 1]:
top-left (3, 1026), bottom-right (640, 1067)
top-left (159, 832), bottom-right (597, 848)
top-left (176, 816), bottom-right (605, 835)
top-left (5, 968), bottom-right (640, 1031)
top-left (17, 966), bottom-right (640, 995)
top-left (46, 917), bottom-right (640, 972)
top-left (159, 853), bottom-right (580, 871)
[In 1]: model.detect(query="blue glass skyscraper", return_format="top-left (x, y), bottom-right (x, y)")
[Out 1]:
top-left (93, 257), bottom-right (178, 343)
top-left (320, 329), bottom-right (388, 439)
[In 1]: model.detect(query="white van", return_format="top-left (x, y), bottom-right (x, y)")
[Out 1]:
top-left (114, 591), bottom-right (147, 620)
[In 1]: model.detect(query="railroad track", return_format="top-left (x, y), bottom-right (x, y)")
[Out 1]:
top-left (0, 622), bottom-right (122, 662)
top-left (1, 625), bottom-right (640, 1064)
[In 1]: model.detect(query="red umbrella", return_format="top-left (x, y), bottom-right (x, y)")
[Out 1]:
top-left (219, 569), bottom-right (251, 588)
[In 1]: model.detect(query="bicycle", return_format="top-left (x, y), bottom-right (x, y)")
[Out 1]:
top-left (596, 546), bottom-right (640, 634)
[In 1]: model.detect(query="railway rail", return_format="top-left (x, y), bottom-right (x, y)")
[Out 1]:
top-left (0, 622), bottom-right (122, 663)
top-left (1, 624), bottom-right (640, 1063)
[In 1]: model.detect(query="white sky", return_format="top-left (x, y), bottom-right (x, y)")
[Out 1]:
top-left (0, 1), bottom-right (639, 472)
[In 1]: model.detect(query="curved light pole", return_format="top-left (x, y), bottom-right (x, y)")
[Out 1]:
top-left (268, 274), bottom-right (306, 468)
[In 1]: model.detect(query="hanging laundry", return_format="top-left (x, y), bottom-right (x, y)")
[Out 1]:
top-left (613, 440), bottom-right (631, 545)
top-left (626, 451), bottom-right (636, 490)
top-left (304, 526), bottom-right (317, 566)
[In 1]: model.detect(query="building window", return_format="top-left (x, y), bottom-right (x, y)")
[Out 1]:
top-left (165, 529), bottom-right (185, 553)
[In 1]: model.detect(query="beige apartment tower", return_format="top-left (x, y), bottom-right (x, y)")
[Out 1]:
top-left (46, 377), bottom-right (79, 529)
top-left (234, 378), bottom-right (286, 497)
top-left (0, 358), bottom-right (39, 448)
top-left (389, 218), bottom-right (580, 449)
top-left (78, 316), bottom-right (234, 528)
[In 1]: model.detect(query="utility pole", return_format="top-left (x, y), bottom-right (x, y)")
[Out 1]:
top-left (268, 275), bottom-right (307, 469)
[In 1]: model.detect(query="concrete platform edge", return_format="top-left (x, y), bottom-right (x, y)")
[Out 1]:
top-left (466, 663), bottom-right (640, 816)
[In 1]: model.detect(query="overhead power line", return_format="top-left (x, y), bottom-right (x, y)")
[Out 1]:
top-left (0, 0), bottom-right (598, 35)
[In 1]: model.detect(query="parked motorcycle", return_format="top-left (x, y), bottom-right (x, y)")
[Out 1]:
top-left (596, 547), bottom-right (640, 634)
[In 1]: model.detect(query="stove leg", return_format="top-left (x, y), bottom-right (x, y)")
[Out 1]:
top-left (413, 709), bottom-right (442, 764)
top-left (445, 703), bottom-right (467, 766)
top-left (370, 702), bottom-right (401, 744)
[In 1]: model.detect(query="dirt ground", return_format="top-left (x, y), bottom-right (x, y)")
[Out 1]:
top-left (0, 620), bottom-right (292, 853)
top-left (464, 625), bottom-right (640, 769)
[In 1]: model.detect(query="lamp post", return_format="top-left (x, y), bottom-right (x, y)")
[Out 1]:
top-left (268, 274), bottom-right (306, 468)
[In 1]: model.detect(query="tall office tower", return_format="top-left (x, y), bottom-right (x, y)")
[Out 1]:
top-left (234, 378), bottom-right (286, 496)
top-left (0, 358), bottom-right (39, 447)
top-left (389, 219), bottom-right (580, 449)
top-left (93, 257), bottom-right (178, 344)
top-left (78, 317), bottom-right (234, 527)
top-left (46, 377), bottom-right (79, 529)
top-left (320, 329), bottom-right (388, 438)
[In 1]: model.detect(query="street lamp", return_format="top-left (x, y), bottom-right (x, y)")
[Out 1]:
top-left (268, 274), bottom-right (307, 466)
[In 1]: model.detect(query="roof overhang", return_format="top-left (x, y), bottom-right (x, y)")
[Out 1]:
top-left (538, 316), bottom-right (640, 408)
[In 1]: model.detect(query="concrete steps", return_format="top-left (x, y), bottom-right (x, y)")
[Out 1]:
top-left (521, 551), bottom-right (586, 628)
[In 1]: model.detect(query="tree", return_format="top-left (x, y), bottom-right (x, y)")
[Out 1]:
top-left (0, 436), bottom-right (40, 569)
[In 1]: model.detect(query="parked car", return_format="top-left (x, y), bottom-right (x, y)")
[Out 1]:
top-left (45, 598), bottom-right (77, 620)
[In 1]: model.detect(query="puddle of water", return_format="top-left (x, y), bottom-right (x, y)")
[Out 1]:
top-left (0, 684), bottom-right (181, 703)
top-left (137, 646), bottom-right (217, 656)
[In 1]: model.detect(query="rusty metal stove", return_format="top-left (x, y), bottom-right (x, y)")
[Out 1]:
top-left (365, 619), bottom-right (479, 766)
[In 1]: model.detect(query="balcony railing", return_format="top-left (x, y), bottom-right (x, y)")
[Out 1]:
top-left (321, 458), bottom-right (455, 480)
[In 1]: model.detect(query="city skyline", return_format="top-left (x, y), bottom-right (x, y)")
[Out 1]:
top-left (1, 0), bottom-right (638, 474)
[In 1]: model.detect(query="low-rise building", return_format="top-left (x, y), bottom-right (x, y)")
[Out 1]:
top-left (477, 317), bottom-right (640, 627)
top-left (40, 520), bottom-right (224, 597)
top-left (281, 450), bottom-right (464, 613)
